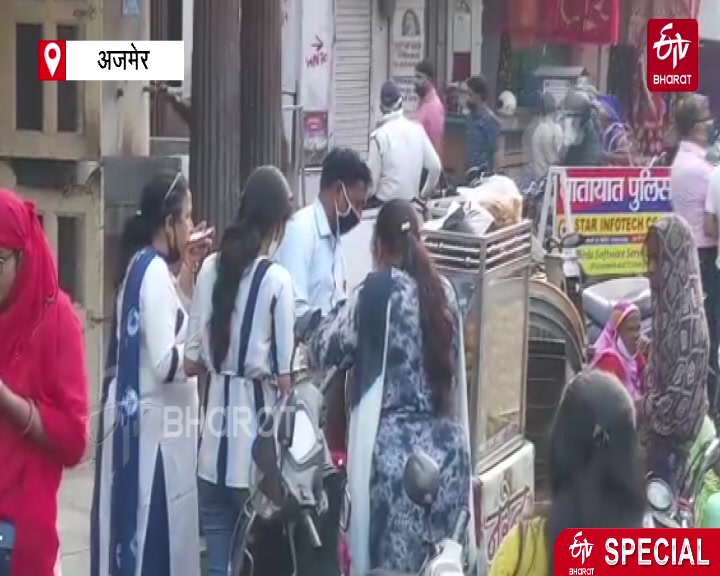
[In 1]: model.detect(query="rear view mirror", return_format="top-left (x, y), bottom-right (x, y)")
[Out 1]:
top-left (295, 309), bottom-right (322, 344)
top-left (277, 390), bottom-right (297, 448)
top-left (560, 233), bottom-right (585, 249)
top-left (403, 451), bottom-right (441, 509)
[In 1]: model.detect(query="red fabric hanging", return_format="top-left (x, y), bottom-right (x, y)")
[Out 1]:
top-left (548, 0), bottom-right (620, 45)
top-left (504, 0), bottom-right (619, 46)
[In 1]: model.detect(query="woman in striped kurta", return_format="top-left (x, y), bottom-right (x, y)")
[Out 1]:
top-left (184, 167), bottom-right (295, 576)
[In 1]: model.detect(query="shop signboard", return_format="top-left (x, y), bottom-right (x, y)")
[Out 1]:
top-left (390, 0), bottom-right (425, 114)
top-left (474, 441), bottom-right (535, 567)
top-left (301, 0), bottom-right (333, 165)
top-left (552, 166), bottom-right (672, 277)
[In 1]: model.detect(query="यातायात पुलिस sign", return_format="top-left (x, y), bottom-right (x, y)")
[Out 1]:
top-left (553, 167), bottom-right (672, 277)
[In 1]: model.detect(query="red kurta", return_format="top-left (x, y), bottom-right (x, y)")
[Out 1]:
top-left (0, 190), bottom-right (89, 576)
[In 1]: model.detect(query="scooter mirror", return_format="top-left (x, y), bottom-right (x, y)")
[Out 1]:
top-left (403, 451), bottom-right (441, 509)
top-left (294, 309), bottom-right (322, 344)
top-left (277, 390), bottom-right (298, 448)
top-left (560, 233), bottom-right (585, 249)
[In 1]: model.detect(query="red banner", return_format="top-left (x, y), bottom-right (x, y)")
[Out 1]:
top-left (555, 529), bottom-right (720, 574)
top-left (549, 0), bottom-right (620, 45)
top-left (505, 0), bottom-right (619, 45)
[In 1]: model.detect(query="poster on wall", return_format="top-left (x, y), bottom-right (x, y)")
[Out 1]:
top-left (301, 0), bottom-right (333, 166)
top-left (390, 0), bottom-right (425, 114)
top-left (303, 112), bottom-right (329, 165)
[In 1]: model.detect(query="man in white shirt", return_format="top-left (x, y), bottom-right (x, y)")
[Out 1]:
top-left (274, 147), bottom-right (371, 452)
top-left (366, 80), bottom-right (442, 204)
top-left (274, 147), bottom-right (371, 315)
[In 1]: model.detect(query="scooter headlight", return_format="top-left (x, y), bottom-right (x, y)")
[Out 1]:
top-left (647, 478), bottom-right (674, 512)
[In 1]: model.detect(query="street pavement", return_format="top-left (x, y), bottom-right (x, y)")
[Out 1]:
top-left (58, 460), bottom-right (208, 575)
top-left (58, 459), bottom-right (93, 575)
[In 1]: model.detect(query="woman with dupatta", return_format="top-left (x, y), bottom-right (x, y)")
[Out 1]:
top-left (0, 189), bottom-right (89, 575)
top-left (591, 301), bottom-right (646, 401)
top-left (91, 173), bottom-right (211, 576)
top-left (640, 214), bottom-right (709, 490)
top-left (306, 199), bottom-right (474, 575)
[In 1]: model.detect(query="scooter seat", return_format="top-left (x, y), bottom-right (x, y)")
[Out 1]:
top-left (583, 277), bottom-right (651, 327)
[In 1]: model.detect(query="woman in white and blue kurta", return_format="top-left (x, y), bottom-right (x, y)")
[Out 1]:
top-left (306, 199), bottom-right (476, 575)
top-left (90, 173), bottom-right (210, 576)
top-left (183, 166), bottom-right (295, 576)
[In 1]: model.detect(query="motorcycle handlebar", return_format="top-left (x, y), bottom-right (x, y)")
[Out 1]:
top-left (302, 510), bottom-right (322, 549)
top-left (451, 509), bottom-right (469, 543)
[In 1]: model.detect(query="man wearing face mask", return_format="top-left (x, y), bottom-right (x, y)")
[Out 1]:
top-left (366, 80), bottom-right (442, 205)
top-left (414, 60), bottom-right (445, 155)
top-left (275, 147), bottom-right (371, 453)
top-left (274, 147), bottom-right (371, 316)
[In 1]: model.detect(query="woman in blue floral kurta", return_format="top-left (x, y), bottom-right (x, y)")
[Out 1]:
top-left (306, 199), bottom-right (473, 575)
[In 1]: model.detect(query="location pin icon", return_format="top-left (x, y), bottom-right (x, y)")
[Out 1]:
top-left (44, 43), bottom-right (61, 77)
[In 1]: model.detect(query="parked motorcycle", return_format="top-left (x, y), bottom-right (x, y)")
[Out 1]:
top-left (646, 437), bottom-right (720, 528)
top-left (227, 310), bottom-right (345, 576)
top-left (368, 451), bottom-right (470, 576)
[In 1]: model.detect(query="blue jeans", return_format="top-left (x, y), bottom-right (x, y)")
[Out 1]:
top-left (198, 479), bottom-right (250, 576)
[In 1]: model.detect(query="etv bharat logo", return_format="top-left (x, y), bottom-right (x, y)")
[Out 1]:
top-left (653, 22), bottom-right (690, 70)
top-left (647, 18), bottom-right (699, 93)
top-left (569, 531), bottom-right (593, 565)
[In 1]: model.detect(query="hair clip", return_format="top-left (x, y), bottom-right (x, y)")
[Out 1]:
top-left (592, 424), bottom-right (610, 448)
top-left (400, 221), bottom-right (411, 232)
top-left (164, 171), bottom-right (183, 203)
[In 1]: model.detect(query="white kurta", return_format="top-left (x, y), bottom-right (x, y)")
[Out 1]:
top-left (95, 257), bottom-right (200, 576)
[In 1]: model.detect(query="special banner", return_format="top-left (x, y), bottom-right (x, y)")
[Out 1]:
top-left (553, 166), bottom-right (672, 277)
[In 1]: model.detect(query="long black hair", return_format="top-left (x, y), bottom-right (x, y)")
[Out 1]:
top-left (208, 166), bottom-right (293, 372)
top-left (116, 172), bottom-right (188, 286)
top-left (374, 199), bottom-right (455, 414)
top-left (542, 370), bottom-right (646, 572)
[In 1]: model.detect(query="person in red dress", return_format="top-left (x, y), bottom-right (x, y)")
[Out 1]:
top-left (0, 189), bottom-right (89, 576)
top-left (591, 301), bottom-right (646, 401)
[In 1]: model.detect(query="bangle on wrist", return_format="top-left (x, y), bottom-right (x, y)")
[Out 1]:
top-left (21, 401), bottom-right (36, 436)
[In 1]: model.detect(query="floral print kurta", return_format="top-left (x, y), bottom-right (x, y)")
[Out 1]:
top-left (307, 267), bottom-right (471, 572)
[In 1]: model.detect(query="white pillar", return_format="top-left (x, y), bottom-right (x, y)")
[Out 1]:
top-left (470, 0), bottom-right (483, 75)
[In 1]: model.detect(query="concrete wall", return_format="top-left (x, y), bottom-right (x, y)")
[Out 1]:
top-left (101, 0), bottom-right (151, 156)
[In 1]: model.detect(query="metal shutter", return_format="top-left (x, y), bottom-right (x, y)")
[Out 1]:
top-left (333, 0), bottom-right (372, 157)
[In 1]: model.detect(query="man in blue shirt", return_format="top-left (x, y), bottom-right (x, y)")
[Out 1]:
top-left (465, 75), bottom-right (500, 176)
top-left (274, 147), bottom-right (371, 316)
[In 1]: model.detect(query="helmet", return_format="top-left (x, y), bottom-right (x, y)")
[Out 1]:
top-left (497, 90), bottom-right (517, 116)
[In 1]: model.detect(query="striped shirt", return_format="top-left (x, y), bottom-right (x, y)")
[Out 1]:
top-left (185, 254), bottom-right (295, 488)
